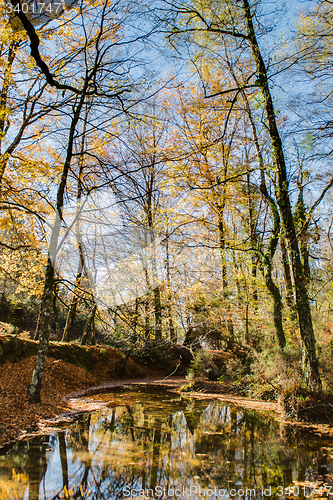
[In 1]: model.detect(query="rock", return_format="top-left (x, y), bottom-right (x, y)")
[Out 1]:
top-left (183, 324), bottom-right (223, 350)
top-left (204, 360), bottom-right (221, 381)
top-left (170, 345), bottom-right (194, 362)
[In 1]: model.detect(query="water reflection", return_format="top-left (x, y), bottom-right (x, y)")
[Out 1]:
top-left (0, 390), bottom-right (333, 500)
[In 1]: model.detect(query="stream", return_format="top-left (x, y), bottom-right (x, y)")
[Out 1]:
top-left (0, 387), bottom-right (333, 500)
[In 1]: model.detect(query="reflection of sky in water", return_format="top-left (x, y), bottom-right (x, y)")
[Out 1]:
top-left (1, 391), bottom-right (333, 499)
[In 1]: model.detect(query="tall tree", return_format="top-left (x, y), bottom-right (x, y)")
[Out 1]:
top-left (26, 0), bottom-right (157, 401)
top-left (108, 102), bottom-right (169, 341)
top-left (163, 0), bottom-right (322, 389)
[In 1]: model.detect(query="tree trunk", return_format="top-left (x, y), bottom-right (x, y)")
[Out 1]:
top-left (28, 257), bottom-right (55, 402)
top-left (0, 41), bottom-right (19, 186)
top-left (153, 285), bottom-right (162, 341)
top-left (262, 264), bottom-right (286, 350)
top-left (245, 167), bottom-right (258, 306)
top-left (232, 250), bottom-right (242, 307)
top-left (244, 121), bottom-right (285, 348)
top-left (245, 302), bottom-right (250, 344)
top-left (34, 305), bottom-right (41, 341)
top-left (280, 236), bottom-right (297, 318)
top-left (81, 305), bottom-right (97, 345)
top-left (0, 275), bottom-right (7, 322)
top-left (165, 231), bottom-right (176, 342)
top-left (62, 101), bottom-right (89, 343)
top-left (144, 296), bottom-right (151, 342)
top-left (217, 207), bottom-right (228, 290)
top-left (243, 0), bottom-right (321, 390)
top-left (256, 183), bottom-right (286, 350)
top-left (28, 90), bottom-right (87, 402)
top-left (62, 269), bottom-right (82, 342)
top-left (91, 313), bottom-right (96, 345)
top-left (52, 284), bottom-right (62, 340)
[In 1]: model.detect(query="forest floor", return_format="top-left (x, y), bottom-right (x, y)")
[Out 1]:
top-left (1, 331), bottom-right (333, 448)
top-left (0, 332), bottom-right (172, 446)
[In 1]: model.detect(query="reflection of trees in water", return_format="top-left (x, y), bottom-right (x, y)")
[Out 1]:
top-left (58, 432), bottom-right (68, 495)
top-left (191, 404), bottom-right (288, 490)
top-left (2, 393), bottom-right (333, 499)
top-left (27, 436), bottom-right (48, 500)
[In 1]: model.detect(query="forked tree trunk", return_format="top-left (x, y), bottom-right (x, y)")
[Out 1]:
top-left (256, 182), bottom-right (286, 350)
top-left (261, 261), bottom-right (286, 350)
top-left (62, 103), bottom-right (89, 343)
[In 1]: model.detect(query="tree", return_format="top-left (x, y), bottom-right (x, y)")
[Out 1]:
top-left (163, 0), bottom-right (321, 388)
top-left (107, 101), bottom-right (170, 341)
top-left (26, 0), bottom-right (158, 401)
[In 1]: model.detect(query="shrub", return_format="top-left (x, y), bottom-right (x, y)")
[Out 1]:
top-left (249, 344), bottom-right (302, 399)
top-left (187, 349), bottom-right (212, 378)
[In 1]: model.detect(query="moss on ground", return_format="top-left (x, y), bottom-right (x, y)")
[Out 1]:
top-left (0, 335), bottom-right (98, 371)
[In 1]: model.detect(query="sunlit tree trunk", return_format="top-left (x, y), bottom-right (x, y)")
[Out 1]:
top-left (242, 87), bottom-right (285, 349)
top-left (153, 285), bottom-right (162, 341)
top-left (62, 255), bottom-right (83, 342)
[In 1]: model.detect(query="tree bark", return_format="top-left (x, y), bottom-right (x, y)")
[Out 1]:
top-left (0, 41), bottom-right (19, 186)
top-left (216, 204), bottom-right (227, 289)
top-left (165, 231), bottom-right (176, 342)
top-left (62, 101), bottom-right (89, 343)
top-left (256, 179), bottom-right (286, 350)
top-left (261, 261), bottom-right (286, 350)
top-left (144, 295), bottom-right (151, 342)
top-left (280, 236), bottom-right (297, 318)
top-left (245, 167), bottom-right (258, 307)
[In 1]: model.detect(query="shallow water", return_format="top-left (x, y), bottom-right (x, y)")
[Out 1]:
top-left (0, 388), bottom-right (333, 500)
